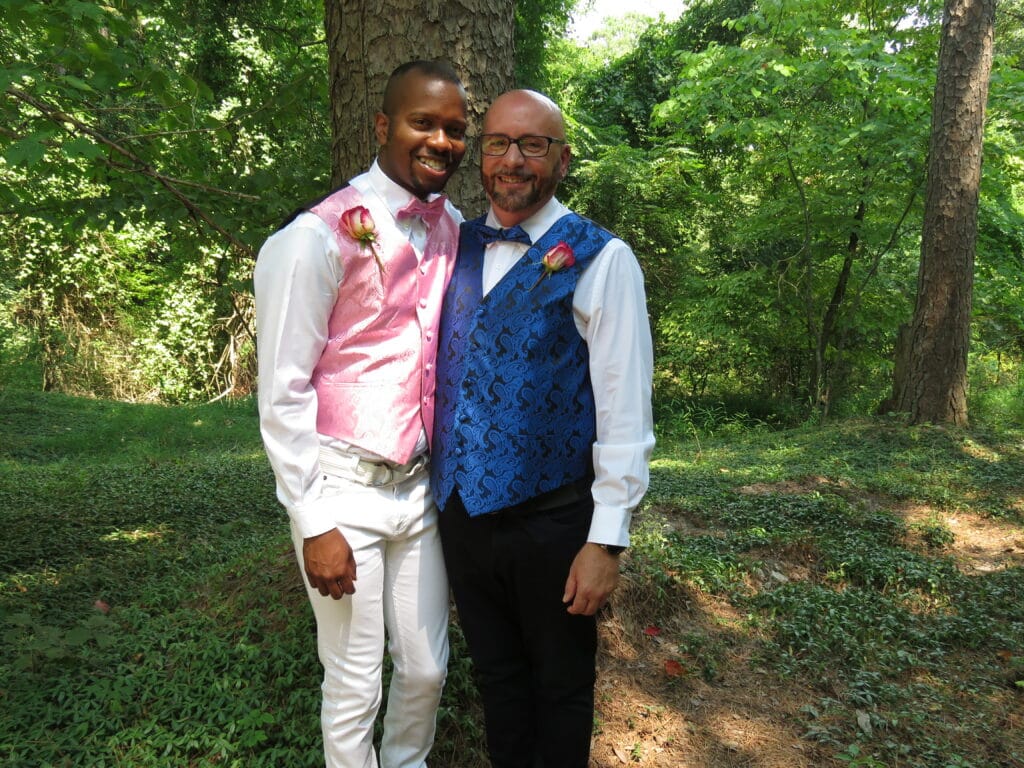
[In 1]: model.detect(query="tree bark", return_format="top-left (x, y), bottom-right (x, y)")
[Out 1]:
top-left (323, 0), bottom-right (514, 216)
top-left (891, 0), bottom-right (994, 426)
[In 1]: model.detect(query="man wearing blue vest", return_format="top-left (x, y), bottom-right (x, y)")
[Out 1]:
top-left (431, 89), bottom-right (655, 768)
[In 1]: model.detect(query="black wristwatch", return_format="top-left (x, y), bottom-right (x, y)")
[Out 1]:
top-left (596, 543), bottom-right (625, 556)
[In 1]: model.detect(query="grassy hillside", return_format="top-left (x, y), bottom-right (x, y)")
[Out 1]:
top-left (1, 391), bottom-right (1021, 767)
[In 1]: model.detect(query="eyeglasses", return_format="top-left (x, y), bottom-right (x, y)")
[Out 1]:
top-left (479, 134), bottom-right (566, 157)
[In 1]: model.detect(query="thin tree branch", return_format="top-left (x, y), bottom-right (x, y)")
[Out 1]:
top-left (5, 85), bottom-right (255, 258)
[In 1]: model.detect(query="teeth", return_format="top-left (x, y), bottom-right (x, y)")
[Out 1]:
top-left (419, 157), bottom-right (446, 171)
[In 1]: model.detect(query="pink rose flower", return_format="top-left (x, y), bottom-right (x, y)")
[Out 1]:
top-left (340, 206), bottom-right (376, 246)
top-left (542, 241), bottom-right (575, 272)
top-left (531, 241), bottom-right (575, 290)
top-left (340, 206), bottom-right (385, 272)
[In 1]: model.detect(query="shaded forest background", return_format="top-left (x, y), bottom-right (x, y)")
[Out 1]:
top-left (2, 0), bottom-right (1023, 421)
top-left (3, 4), bottom-right (1024, 767)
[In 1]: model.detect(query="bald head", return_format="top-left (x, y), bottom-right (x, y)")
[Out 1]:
top-left (483, 89), bottom-right (566, 140)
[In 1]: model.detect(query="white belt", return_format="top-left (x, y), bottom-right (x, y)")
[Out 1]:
top-left (318, 448), bottom-right (428, 488)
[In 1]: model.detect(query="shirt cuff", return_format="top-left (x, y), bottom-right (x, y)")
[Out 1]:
top-left (288, 494), bottom-right (339, 541)
top-left (587, 503), bottom-right (632, 549)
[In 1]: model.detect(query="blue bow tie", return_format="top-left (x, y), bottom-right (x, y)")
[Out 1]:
top-left (471, 221), bottom-right (532, 246)
top-left (397, 196), bottom-right (448, 227)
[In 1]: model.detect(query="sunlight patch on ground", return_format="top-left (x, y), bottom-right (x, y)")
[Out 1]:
top-left (935, 510), bottom-right (1024, 573)
top-left (100, 527), bottom-right (165, 543)
top-left (732, 476), bottom-right (1024, 573)
top-left (959, 437), bottom-right (1002, 462)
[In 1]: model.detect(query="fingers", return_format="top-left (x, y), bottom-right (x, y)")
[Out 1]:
top-left (335, 572), bottom-right (357, 596)
top-left (303, 529), bottom-right (358, 600)
top-left (563, 567), bottom-right (609, 616)
top-left (562, 571), bottom-right (577, 606)
top-left (566, 593), bottom-right (603, 616)
top-left (308, 569), bottom-right (357, 600)
top-left (563, 543), bottom-right (620, 615)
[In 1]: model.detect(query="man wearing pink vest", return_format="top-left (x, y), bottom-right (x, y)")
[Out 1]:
top-left (253, 60), bottom-right (467, 768)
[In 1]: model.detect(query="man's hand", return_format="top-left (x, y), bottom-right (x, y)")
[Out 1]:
top-left (303, 528), bottom-right (357, 599)
top-left (563, 543), bottom-right (621, 616)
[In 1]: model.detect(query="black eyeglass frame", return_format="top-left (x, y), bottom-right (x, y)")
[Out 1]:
top-left (479, 134), bottom-right (567, 157)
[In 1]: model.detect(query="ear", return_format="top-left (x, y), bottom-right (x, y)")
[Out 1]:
top-left (558, 143), bottom-right (572, 180)
top-left (374, 112), bottom-right (389, 146)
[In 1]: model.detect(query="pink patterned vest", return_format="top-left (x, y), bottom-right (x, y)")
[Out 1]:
top-left (308, 185), bottom-right (458, 463)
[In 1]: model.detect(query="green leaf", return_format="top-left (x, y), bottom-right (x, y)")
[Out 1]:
top-left (65, 626), bottom-right (93, 647)
top-left (58, 74), bottom-right (95, 94)
top-left (4, 137), bottom-right (47, 167)
top-left (63, 136), bottom-right (105, 160)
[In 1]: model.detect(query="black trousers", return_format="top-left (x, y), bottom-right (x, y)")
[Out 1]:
top-left (439, 487), bottom-right (597, 768)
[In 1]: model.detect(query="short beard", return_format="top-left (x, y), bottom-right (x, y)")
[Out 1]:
top-left (483, 171), bottom-right (558, 214)
top-left (487, 185), bottom-right (539, 213)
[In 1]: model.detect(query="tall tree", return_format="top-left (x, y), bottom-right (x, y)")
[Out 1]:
top-left (323, 0), bottom-right (515, 215)
top-left (891, 0), bottom-right (995, 425)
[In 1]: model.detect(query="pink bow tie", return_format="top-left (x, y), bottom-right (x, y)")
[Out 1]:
top-left (397, 196), bottom-right (448, 227)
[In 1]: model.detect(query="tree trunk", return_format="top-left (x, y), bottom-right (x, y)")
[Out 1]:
top-left (323, 0), bottom-right (514, 216)
top-left (891, 0), bottom-right (994, 426)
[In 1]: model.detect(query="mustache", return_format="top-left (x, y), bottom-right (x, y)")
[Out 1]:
top-left (487, 170), bottom-right (533, 181)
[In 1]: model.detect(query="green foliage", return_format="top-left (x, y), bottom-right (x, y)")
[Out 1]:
top-left (0, 391), bottom-right (486, 767)
top-left (651, 1), bottom-right (940, 403)
top-left (566, 0), bottom-right (755, 148)
top-left (551, 0), bottom-right (1024, 417)
top-left (1, 0), bottom-right (328, 400)
top-left (514, 0), bottom-right (577, 90)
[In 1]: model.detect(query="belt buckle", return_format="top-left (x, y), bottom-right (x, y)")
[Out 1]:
top-left (357, 459), bottom-right (394, 487)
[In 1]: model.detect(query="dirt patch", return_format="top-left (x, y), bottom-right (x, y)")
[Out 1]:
top-left (592, 573), bottom-right (834, 768)
top-left (587, 481), bottom-right (1024, 767)
top-left (735, 476), bottom-right (838, 498)
top-left (591, 617), bottom-right (833, 766)
top-left (735, 476), bottom-right (1024, 573)
top-left (898, 503), bottom-right (1024, 573)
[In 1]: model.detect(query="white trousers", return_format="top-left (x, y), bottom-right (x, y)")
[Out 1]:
top-left (291, 466), bottom-right (449, 768)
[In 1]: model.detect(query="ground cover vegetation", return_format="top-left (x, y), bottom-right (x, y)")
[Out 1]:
top-left (1, 390), bottom-right (1021, 767)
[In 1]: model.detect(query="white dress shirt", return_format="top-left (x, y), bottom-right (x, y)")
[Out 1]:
top-left (254, 161), bottom-right (462, 540)
top-left (480, 198), bottom-right (655, 548)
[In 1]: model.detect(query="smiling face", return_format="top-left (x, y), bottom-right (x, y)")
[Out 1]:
top-left (480, 90), bottom-right (571, 227)
top-left (375, 71), bottom-right (468, 199)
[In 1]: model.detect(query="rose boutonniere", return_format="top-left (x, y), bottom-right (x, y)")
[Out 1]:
top-left (340, 206), bottom-right (385, 273)
top-left (530, 241), bottom-right (575, 290)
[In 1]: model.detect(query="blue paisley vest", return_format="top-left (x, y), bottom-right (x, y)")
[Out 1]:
top-left (431, 212), bottom-right (614, 516)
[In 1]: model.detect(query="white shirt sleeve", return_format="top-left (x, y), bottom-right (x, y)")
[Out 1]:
top-left (253, 213), bottom-right (343, 540)
top-left (573, 238), bottom-right (656, 548)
